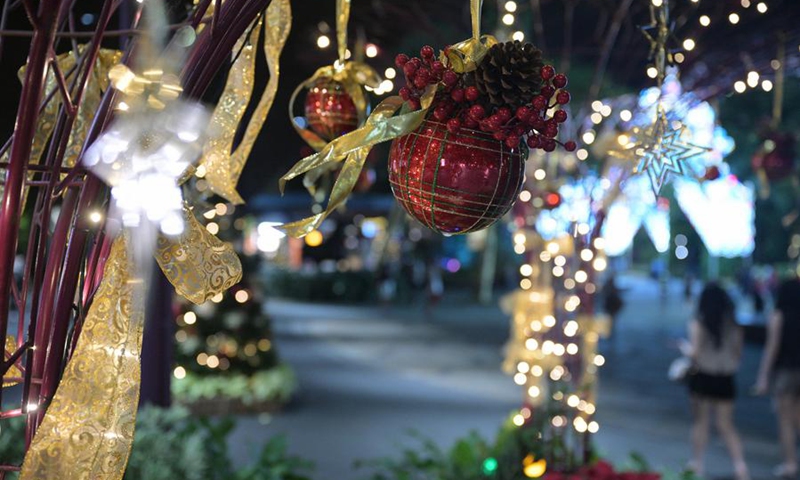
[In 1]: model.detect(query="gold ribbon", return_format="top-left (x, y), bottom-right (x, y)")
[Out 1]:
top-left (21, 235), bottom-right (143, 480)
top-left (3, 335), bottom-right (22, 387)
top-left (280, 0), bottom-right (496, 238)
top-left (200, 0), bottom-right (292, 204)
top-left (442, 0), bottom-right (496, 73)
top-left (155, 206), bottom-right (243, 305)
top-left (280, 86), bottom-right (436, 237)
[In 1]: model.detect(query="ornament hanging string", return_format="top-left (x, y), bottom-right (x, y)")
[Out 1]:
top-left (280, 0), bottom-right (498, 237)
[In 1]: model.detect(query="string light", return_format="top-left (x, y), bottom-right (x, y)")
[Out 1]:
top-left (582, 131), bottom-right (596, 144)
top-left (316, 35), bottom-right (331, 48)
top-left (173, 366), bottom-right (186, 379)
top-left (699, 15), bottom-right (710, 26)
top-left (505, 1), bottom-right (518, 12)
top-left (728, 13), bottom-right (740, 24)
top-left (756, 2), bottom-right (767, 13)
top-left (365, 43), bottom-right (378, 58)
top-left (734, 81), bottom-right (746, 93)
top-left (762, 79), bottom-right (774, 92)
top-left (184, 311), bottom-right (197, 325)
top-left (675, 52), bottom-right (685, 63)
top-left (576, 149), bottom-right (589, 161)
top-left (206, 222), bottom-right (219, 235)
top-left (89, 211), bottom-right (103, 223)
top-left (747, 71), bottom-right (759, 88)
top-left (512, 31), bottom-right (525, 42)
top-left (646, 67), bottom-right (658, 78)
top-left (619, 110), bottom-right (632, 122)
top-left (384, 67), bottom-right (396, 79)
top-left (741, 0), bottom-right (751, 6)
top-left (651, 0), bottom-right (663, 6)
top-left (502, 13), bottom-right (515, 25)
top-left (682, 39), bottom-right (696, 51)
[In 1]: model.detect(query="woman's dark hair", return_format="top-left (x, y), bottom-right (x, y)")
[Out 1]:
top-left (697, 283), bottom-right (735, 348)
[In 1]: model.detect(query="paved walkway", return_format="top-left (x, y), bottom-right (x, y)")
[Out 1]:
top-left (229, 274), bottom-right (783, 480)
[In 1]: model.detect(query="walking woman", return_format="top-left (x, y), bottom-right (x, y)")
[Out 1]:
top-left (682, 283), bottom-right (749, 480)
top-left (755, 277), bottom-right (800, 478)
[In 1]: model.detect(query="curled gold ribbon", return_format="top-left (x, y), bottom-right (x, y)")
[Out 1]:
top-left (21, 235), bottom-right (143, 480)
top-left (280, 0), bottom-right (496, 238)
top-left (200, 0), bottom-right (292, 204)
top-left (280, 85), bottom-right (435, 237)
top-left (155, 206), bottom-right (243, 305)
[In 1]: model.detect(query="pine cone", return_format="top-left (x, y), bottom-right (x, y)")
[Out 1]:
top-left (471, 41), bottom-right (544, 109)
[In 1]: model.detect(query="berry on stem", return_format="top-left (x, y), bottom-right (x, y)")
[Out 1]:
top-left (541, 65), bottom-right (556, 80)
top-left (395, 54), bottom-right (409, 67)
top-left (403, 62), bottom-right (418, 77)
top-left (506, 135), bottom-right (520, 149)
top-left (399, 87), bottom-right (411, 100)
top-left (542, 139), bottom-right (556, 152)
top-left (554, 110), bottom-right (568, 123)
top-left (469, 104), bottom-right (486, 120)
top-left (553, 74), bottom-right (568, 89)
top-left (527, 136), bottom-right (540, 148)
top-left (408, 98), bottom-right (421, 110)
top-left (465, 86), bottom-right (480, 101)
top-left (443, 71), bottom-right (459, 87)
top-left (540, 86), bottom-right (555, 99)
top-left (556, 90), bottom-right (571, 105)
top-left (532, 96), bottom-right (547, 110)
top-left (451, 88), bottom-right (465, 102)
top-left (420, 45), bottom-right (435, 59)
top-left (564, 140), bottom-right (577, 152)
top-left (494, 131), bottom-right (507, 141)
top-left (447, 118), bottom-right (461, 134)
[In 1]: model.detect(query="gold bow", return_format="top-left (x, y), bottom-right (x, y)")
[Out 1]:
top-left (279, 0), bottom-right (495, 238)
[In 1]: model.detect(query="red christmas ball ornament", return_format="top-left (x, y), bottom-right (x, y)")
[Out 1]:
top-left (304, 78), bottom-right (359, 141)
top-left (751, 132), bottom-right (795, 181)
top-left (388, 118), bottom-right (526, 234)
top-left (703, 165), bottom-right (721, 181)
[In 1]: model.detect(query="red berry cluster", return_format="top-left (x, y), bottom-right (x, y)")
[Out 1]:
top-left (395, 45), bottom-right (455, 111)
top-left (395, 47), bottom-right (576, 153)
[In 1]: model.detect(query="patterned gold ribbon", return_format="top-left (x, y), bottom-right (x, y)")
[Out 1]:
top-left (21, 235), bottom-right (143, 480)
top-left (155, 206), bottom-right (243, 305)
top-left (200, 0), bottom-right (291, 204)
top-left (280, 0), bottom-right (496, 238)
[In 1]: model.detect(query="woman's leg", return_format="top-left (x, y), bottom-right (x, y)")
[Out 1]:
top-left (690, 396), bottom-right (711, 476)
top-left (714, 401), bottom-right (749, 480)
top-left (776, 394), bottom-right (798, 475)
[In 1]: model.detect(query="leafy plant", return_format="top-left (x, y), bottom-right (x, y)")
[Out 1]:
top-left (0, 406), bottom-right (312, 480)
top-left (172, 365), bottom-right (297, 406)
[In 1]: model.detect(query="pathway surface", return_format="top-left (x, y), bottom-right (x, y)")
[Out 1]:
top-left (229, 274), bottom-right (782, 480)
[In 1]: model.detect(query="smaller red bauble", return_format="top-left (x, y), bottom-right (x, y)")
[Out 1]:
top-left (388, 118), bottom-right (526, 234)
top-left (703, 165), bottom-right (721, 181)
top-left (304, 79), bottom-right (359, 141)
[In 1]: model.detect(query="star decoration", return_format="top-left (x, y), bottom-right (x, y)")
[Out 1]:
top-left (610, 105), bottom-right (710, 195)
top-left (639, 3), bottom-right (681, 86)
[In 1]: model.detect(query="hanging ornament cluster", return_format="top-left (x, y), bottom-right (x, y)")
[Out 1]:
top-left (280, 0), bottom-right (573, 237)
top-left (608, 2), bottom-right (709, 195)
top-left (388, 43), bottom-right (574, 234)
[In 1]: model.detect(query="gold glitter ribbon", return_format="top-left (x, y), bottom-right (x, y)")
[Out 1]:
top-left (21, 235), bottom-right (143, 480)
top-left (155, 206), bottom-right (243, 305)
top-left (443, 0), bottom-right (496, 73)
top-left (280, 0), bottom-right (495, 238)
top-left (200, 0), bottom-right (292, 204)
top-left (3, 335), bottom-right (22, 387)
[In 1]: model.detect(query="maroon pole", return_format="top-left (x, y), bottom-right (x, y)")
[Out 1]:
top-left (0, 0), bottom-right (64, 369)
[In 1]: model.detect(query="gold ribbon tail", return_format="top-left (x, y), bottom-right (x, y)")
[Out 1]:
top-left (21, 235), bottom-right (143, 480)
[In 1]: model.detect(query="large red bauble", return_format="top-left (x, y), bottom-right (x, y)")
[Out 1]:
top-left (751, 132), bottom-right (795, 181)
top-left (304, 79), bottom-right (359, 141)
top-left (388, 119), bottom-right (526, 234)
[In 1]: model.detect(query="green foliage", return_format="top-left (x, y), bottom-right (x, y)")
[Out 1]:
top-left (0, 407), bottom-right (312, 480)
top-left (172, 366), bottom-right (297, 405)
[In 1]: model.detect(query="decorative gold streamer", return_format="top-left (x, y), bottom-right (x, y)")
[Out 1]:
top-left (202, 0), bottom-right (292, 204)
top-left (336, 0), bottom-right (351, 65)
top-left (280, 0), bottom-right (497, 238)
top-left (155, 206), bottom-right (242, 305)
top-left (3, 335), bottom-right (21, 387)
top-left (21, 235), bottom-right (143, 480)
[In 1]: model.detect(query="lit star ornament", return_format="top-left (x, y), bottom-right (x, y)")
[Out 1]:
top-left (611, 105), bottom-right (709, 194)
